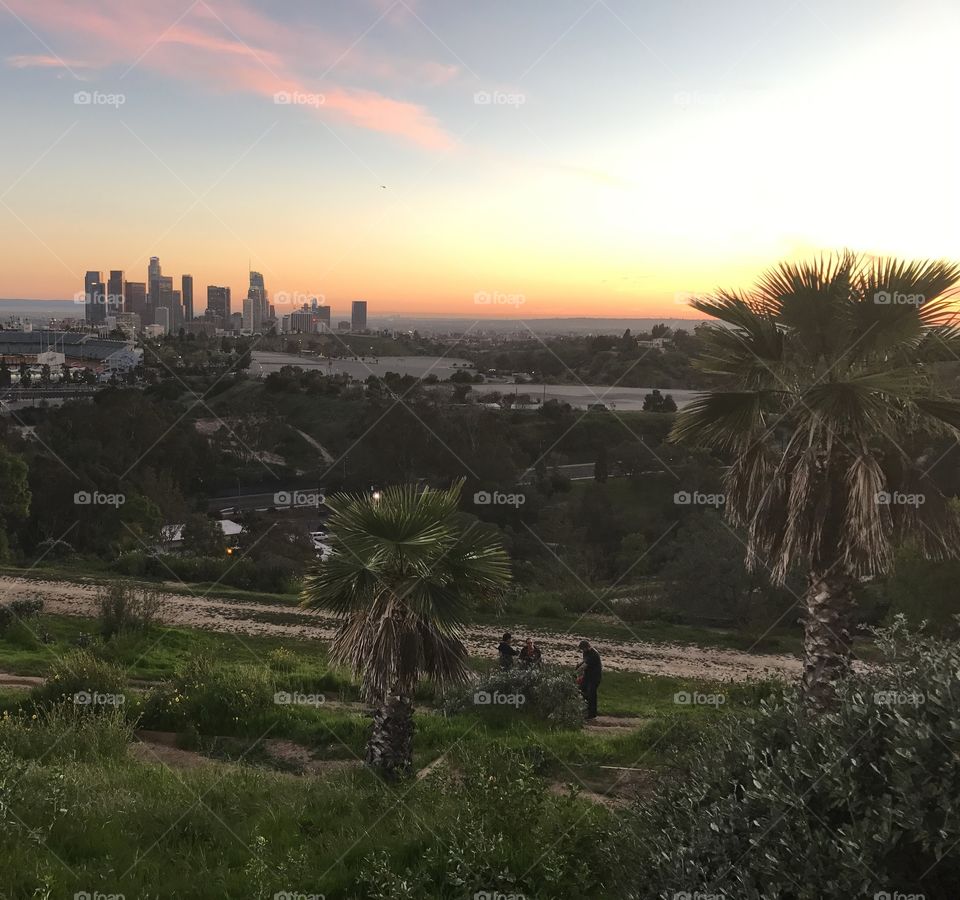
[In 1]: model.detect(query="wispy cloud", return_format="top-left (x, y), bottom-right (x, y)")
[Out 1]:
top-left (3, 0), bottom-right (456, 150)
top-left (6, 54), bottom-right (90, 69)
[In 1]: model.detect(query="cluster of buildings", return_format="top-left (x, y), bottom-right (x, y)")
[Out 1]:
top-left (0, 328), bottom-right (142, 381)
top-left (82, 258), bottom-right (370, 338)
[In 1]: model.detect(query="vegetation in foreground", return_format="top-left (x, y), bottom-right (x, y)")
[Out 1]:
top-left (0, 620), bottom-right (954, 898)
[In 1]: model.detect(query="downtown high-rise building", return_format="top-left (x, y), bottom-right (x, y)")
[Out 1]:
top-left (351, 300), bottom-right (368, 332)
top-left (84, 271), bottom-right (106, 325)
top-left (125, 282), bottom-right (147, 319)
top-left (246, 271), bottom-right (268, 330)
top-left (182, 275), bottom-right (194, 322)
top-left (107, 270), bottom-right (124, 318)
top-left (206, 285), bottom-right (231, 320)
top-left (147, 257), bottom-right (162, 326)
top-left (317, 303), bottom-right (331, 332)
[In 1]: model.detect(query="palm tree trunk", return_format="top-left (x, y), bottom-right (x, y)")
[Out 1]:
top-left (802, 571), bottom-right (855, 708)
top-left (365, 694), bottom-right (414, 780)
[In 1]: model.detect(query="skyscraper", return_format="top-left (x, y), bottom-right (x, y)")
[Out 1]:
top-left (156, 275), bottom-right (180, 328)
top-left (182, 275), bottom-right (194, 322)
top-left (351, 300), bottom-right (368, 332)
top-left (125, 282), bottom-right (147, 319)
top-left (84, 271), bottom-right (105, 325)
top-left (107, 271), bottom-right (124, 318)
top-left (206, 285), bottom-right (231, 319)
top-left (147, 257), bottom-right (162, 326)
top-left (317, 304), bottom-right (331, 332)
top-left (248, 271), bottom-right (268, 326)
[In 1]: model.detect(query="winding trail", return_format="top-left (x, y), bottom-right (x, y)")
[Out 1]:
top-left (0, 575), bottom-right (802, 682)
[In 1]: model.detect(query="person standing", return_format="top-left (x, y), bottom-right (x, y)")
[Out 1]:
top-left (577, 639), bottom-right (602, 719)
top-left (498, 632), bottom-right (518, 669)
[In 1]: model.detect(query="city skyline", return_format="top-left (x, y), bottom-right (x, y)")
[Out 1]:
top-left (1, 1), bottom-right (959, 316)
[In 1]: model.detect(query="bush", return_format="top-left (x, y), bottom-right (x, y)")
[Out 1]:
top-left (626, 618), bottom-right (960, 897)
top-left (97, 581), bottom-right (163, 639)
top-left (357, 744), bottom-right (622, 898)
top-left (0, 596), bottom-right (43, 635)
top-left (266, 647), bottom-right (295, 673)
top-left (444, 666), bottom-right (585, 729)
top-left (30, 650), bottom-right (129, 712)
top-left (141, 656), bottom-right (275, 735)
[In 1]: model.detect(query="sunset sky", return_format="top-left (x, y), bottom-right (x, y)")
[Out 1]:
top-left (1, 0), bottom-right (958, 318)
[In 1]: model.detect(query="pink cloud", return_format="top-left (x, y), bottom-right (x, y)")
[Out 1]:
top-left (6, 54), bottom-right (89, 69)
top-left (3, 0), bottom-right (456, 150)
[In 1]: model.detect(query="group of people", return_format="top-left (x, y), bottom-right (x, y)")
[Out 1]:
top-left (496, 632), bottom-right (603, 719)
top-left (497, 632), bottom-right (543, 668)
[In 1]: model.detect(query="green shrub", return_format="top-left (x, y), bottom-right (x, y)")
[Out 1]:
top-left (0, 596), bottom-right (43, 635)
top-left (444, 665), bottom-right (585, 729)
top-left (141, 656), bottom-right (275, 735)
top-left (357, 744), bottom-right (622, 898)
top-left (627, 618), bottom-right (960, 897)
top-left (266, 647), bottom-right (295, 672)
top-left (97, 581), bottom-right (163, 639)
top-left (30, 650), bottom-right (129, 712)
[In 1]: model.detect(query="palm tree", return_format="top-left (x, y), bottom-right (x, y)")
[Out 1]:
top-left (301, 480), bottom-right (511, 778)
top-left (671, 252), bottom-right (960, 706)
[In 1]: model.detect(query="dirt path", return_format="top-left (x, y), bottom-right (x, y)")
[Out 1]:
top-left (0, 575), bottom-right (802, 682)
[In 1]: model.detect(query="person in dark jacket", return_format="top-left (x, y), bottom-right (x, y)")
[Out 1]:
top-left (498, 632), bottom-right (518, 669)
top-left (576, 639), bottom-right (602, 719)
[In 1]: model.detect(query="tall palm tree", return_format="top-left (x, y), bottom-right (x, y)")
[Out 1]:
top-left (671, 253), bottom-right (960, 706)
top-left (301, 480), bottom-right (511, 778)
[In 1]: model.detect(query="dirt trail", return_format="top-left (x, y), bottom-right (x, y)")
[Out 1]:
top-left (0, 575), bottom-right (802, 682)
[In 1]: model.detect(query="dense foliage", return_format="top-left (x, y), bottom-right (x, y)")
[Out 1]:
top-left (627, 620), bottom-right (960, 898)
